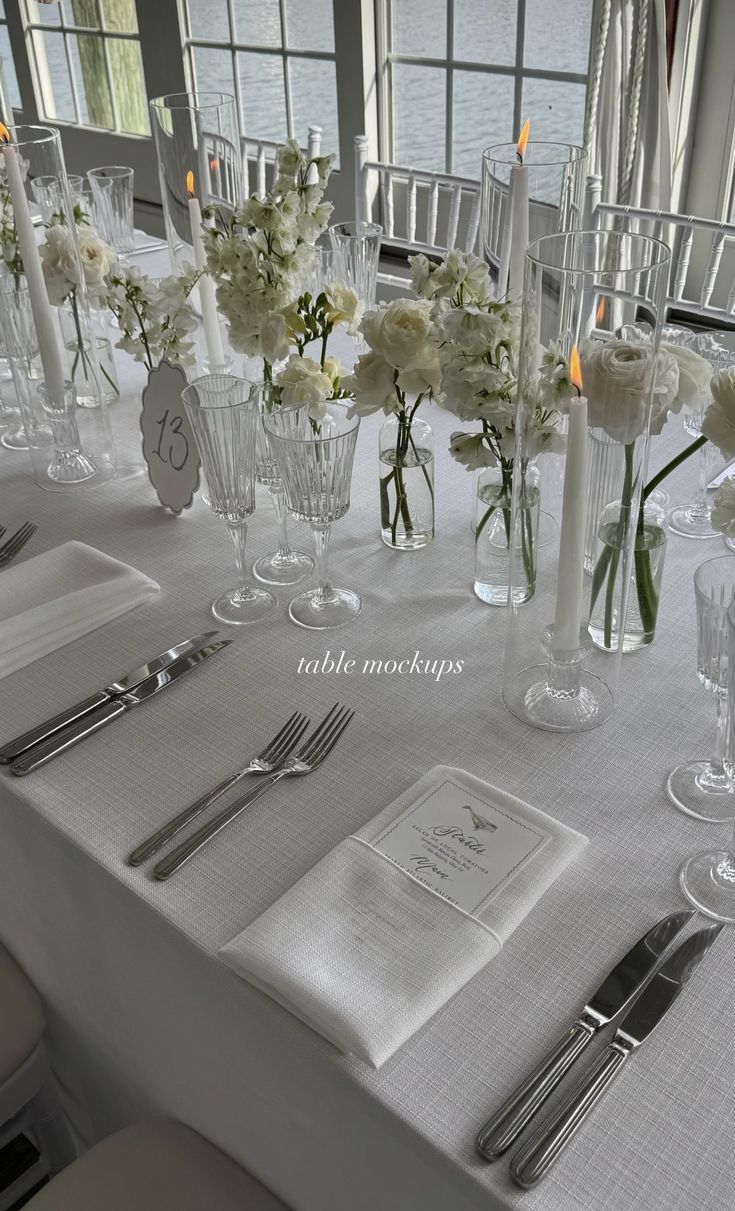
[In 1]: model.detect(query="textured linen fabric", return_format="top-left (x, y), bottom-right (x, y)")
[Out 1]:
top-left (0, 941), bottom-right (45, 1086)
top-left (0, 540), bottom-right (158, 679)
top-left (221, 766), bottom-right (587, 1065)
top-left (0, 236), bottom-right (733, 1211)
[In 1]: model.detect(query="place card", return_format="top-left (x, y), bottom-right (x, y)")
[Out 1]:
top-left (140, 359), bottom-right (201, 514)
top-left (371, 772), bottom-right (552, 916)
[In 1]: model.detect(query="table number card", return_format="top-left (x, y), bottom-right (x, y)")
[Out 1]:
top-left (372, 773), bottom-right (552, 916)
top-left (140, 359), bottom-right (201, 514)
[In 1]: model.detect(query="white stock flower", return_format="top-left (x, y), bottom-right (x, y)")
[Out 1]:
top-left (322, 280), bottom-right (361, 333)
top-left (438, 304), bottom-right (509, 356)
top-left (702, 368), bottom-right (735, 459)
top-left (260, 310), bottom-right (291, 365)
top-left (449, 430), bottom-right (497, 471)
top-left (711, 479), bottom-right (735, 536)
top-left (343, 350), bottom-right (397, 416)
top-left (276, 354), bottom-right (333, 418)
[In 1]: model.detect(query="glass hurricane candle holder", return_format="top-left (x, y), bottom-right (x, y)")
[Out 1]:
top-left (149, 92), bottom-right (242, 276)
top-left (502, 229), bottom-right (670, 732)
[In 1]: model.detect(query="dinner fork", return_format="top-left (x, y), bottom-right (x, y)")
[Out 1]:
top-left (0, 522), bottom-right (37, 568)
top-left (128, 710), bottom-right (310, 866)
top-left (153, 703), bottom-right (354, 880)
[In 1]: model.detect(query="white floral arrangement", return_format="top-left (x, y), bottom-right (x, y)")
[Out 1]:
top-left (105, 265), bottom-right (200, 372)
top-left (40, 219), bottom-right (117, 309)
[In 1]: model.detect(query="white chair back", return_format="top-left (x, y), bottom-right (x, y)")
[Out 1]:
top-left (239, 125), bottom-right (323, 200)
top-left (586, 174), bottom-right (735, 326)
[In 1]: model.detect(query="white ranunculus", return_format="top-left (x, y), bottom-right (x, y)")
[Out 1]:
top-left (580, 338), bottom-right (676, 444)
top-left (322, 279), bottom-right (361, 333)
top-left (76, 226), bottom-right (116, 288)
top-left (40, 224), bottom-right (80, 304)
top-left (276, 354), bottom-right (333, 419)
top-left (449, 430), bottom-right (497, 471)
top-left (662, 343), bottom-right (714, 413)
top-left (343, 350), bottom-right (397, 417)
top-left (260, 310), bottom-right (290, 365)
top-left (361, 298), bottom-right (435, 370)
top-left (711, 478), bottom-right (735, 535)
top-left (702, 368), bottom-right (735, 459)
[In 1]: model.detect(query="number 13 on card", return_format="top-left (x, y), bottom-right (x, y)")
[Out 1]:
top-left (140, 359), bottom-right (201, 514)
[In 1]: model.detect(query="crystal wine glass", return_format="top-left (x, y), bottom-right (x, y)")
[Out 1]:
top-left (328, 220), bottom-right (382, 311)
top-left (668, 555), bottom-right (735, 820)
top-left (181, 374), bottom-right (276, 625)
top-left (679, 596), bottom-right (735, 921)
top-left (250, 381), bottom-right (314, 586)
top-left (264, 400), bottom-right (361, 629)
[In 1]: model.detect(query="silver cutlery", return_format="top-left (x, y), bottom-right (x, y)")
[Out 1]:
top-left (0, 632), bottom-right (220, 765)
top-left (475, 909), bottom-right (694, 1161)
top-left (127, 710), bottom-right (310, 866)
top-left (0, 521), bottom-right (37, 569)
top-left (11, 639), bottom-right (232, 775)
top-left (153, 703), bottom-right (354, 880)
top-left (0, 526), bottom-right (6, 541)
top-left (510, 923), bottom-right (724, 1189)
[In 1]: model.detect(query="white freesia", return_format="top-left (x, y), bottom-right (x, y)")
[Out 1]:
top-left (322, 280), bottom-right (361, 333)
top-left (711, 478), bottom-right (735, 535)
top-left (343, 351), bottom-right (396, 416)
top-left (276, 354), bottom-right (333, 419)
top-left (702, 368), bottom-right (735, 459)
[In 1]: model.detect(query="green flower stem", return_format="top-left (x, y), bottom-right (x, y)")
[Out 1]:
top-left (642, 434), bottom-right (707, 501)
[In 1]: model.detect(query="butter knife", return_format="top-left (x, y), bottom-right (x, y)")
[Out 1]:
top-left (10, 639), bottom-right (232, 775)
top-left (0, 632), bottom-right (218, 765)
top-left (475, 909), bottom-right (694, 1161)
top-left (510, 923), bottom-right (724, 1189)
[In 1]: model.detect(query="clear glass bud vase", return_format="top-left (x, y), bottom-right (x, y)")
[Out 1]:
top-left (378, 412), bottom-right (434, 549)
top-left (474, 464), bottom-right (539, 605)
top-left (588, 497), bottom-right (668, 653)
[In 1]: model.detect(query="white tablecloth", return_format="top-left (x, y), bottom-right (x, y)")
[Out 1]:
top-left (0, 256), bottom-right (733, 1210)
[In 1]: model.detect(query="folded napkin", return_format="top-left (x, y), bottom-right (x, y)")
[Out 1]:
top-left (0, 540), bottom-right (159, 680)
top-left (220, 766), bottom-right (588, 1067)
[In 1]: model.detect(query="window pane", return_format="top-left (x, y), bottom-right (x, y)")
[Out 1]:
top-left (108, 37), bottom-right (148, 133)
top-left (393, 0), bottom-right (446, 59)
top-left (233, 0), bottom-right (282, 48)
top-left (394, 63), bottom-right (446, 171)
top-left (100, 0), bottom-right (138, 34)
top-left (0, 27), bottom-right (21, 110)
top-left (187, 0), bottom-right (230, 43)
top-left (28, 1), bottom-right (62, 26)
top-left (524, 0), bottom-right (594, 74)
top-left (521, 76), bottom-right (586, 146)
top-left (65, 0), bottom-right (101, 30)
top-left (289, 57), bottom-right (339, 166)
top-left (238, 51), bottom-right (287, 141)
top-left (452, 70), bottom-right (514, 176)
top-left (285, 0), bottom-right (334, 52)
top-left (67, 34), bottom-right (105, 125)
top-left (193, 46), bottom-right (236, 103)
top-left (35, 30), bottom-right (76, 122)
top-left (454, 0), bottom-right (516, 66)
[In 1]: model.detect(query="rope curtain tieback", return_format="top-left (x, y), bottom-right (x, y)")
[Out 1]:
top-left (620, 0), bottom-right (650, 206)
top-left (583, 0), bottom-right (613, 156)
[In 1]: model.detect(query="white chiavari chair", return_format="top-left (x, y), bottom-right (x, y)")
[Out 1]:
top-left (240, 125), bottom-right (323, 200)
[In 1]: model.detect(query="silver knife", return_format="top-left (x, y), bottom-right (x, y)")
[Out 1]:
top-left (0, 632), bottom-right (219, 765)
top-left (510, 923), bottom-right (724, 1189)
top-left (475, 909), bottom-right (694, 1161)
top-left (10, 639), bottom-right (232, 775)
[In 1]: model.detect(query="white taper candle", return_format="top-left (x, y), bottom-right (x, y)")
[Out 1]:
top-left (553, 386), bottom-right (589, 651)
top-left (187, 185), bottom-right (225, 367)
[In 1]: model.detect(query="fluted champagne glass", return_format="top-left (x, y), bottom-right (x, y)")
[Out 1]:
top-left (265, 401), bottom-right (361, 629)
top-left (668, 556), bottom-right (735, 820)
top-left (182, 375), bottom-right (276, 625)
top-left (250, 381), bottom-right (314, 586)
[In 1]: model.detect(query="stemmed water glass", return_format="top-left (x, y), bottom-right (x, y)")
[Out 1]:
top-left (250, 381), bottom-right (314, 586)
top-left (679, 596), bottom-right (735, 921)
top-left (668, 555), bottom-right (735, 820)
top-left (181, 375), bottom-right (276, 625)
top-left (264, 401), bottom-right (361, 629)
top-left (328, 220), bottom-right (382, 311)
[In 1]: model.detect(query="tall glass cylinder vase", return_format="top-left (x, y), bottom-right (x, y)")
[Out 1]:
top-left (481, 142), bottom-right (587, 301)
top-left (149, 92), bottom-right (242, 278)
top-left (502, 230), bottom-right (670, 732)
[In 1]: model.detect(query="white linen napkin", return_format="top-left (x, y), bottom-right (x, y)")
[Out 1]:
top-left (0, 540), bottom-right (159, 680)
top-left (220, 766), bottom-right (588, 1067)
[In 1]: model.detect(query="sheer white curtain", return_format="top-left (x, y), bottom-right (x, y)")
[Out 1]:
top-left (584, 0), bottom-right (672, 208)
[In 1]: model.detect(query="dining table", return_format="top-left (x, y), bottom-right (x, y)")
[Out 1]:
top-left (0, 233), bottom-right (733, 1211)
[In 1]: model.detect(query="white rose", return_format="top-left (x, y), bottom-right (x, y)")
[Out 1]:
top-left (40, 224), bottom-right (80, 304)
top-left (276, 354), bottom-right (333, 419)
top-left (662, 343), bottom-right (714, 413)
top-left (261, 310), bottom-right (291, 365)
top-left (76, 225), bottom-right (116, 288)
top-left (362, 298), bottom-right (435, 370)
top-left (702, 368), bottom-right (735, 459)
top-left (711, 479), bottom-right (735, 536)
top-left (322, 280), bottom-right (361, 333)
top-left (449, 430), bottom-right (497, 471)
top-left (343, 351), bottom-right (397, 417)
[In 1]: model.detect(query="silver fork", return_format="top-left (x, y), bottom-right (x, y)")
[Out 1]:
top-left (128, 710), bottom-right (310, 866)
top-left (0, 522), bottom-right (37, 568)
top-left (153, 703), bottom-right (354, 881)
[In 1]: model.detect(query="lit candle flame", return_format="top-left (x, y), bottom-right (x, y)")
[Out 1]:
top-left (595, 298), bottom-right (605, 325)
top-left (569, 345), bottom-right (583, 395)
top-left (0, 122), bottom-right (10, 145)
top-left (210, 158), bottom-right (219, 171)
top-left (186, 170), bottom-right (194, 197)
top-left (516, 119), bottom-right (530, 162)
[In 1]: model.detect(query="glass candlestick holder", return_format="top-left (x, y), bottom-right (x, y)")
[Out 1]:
top-left (502, 228), bottom-right (671, 732)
